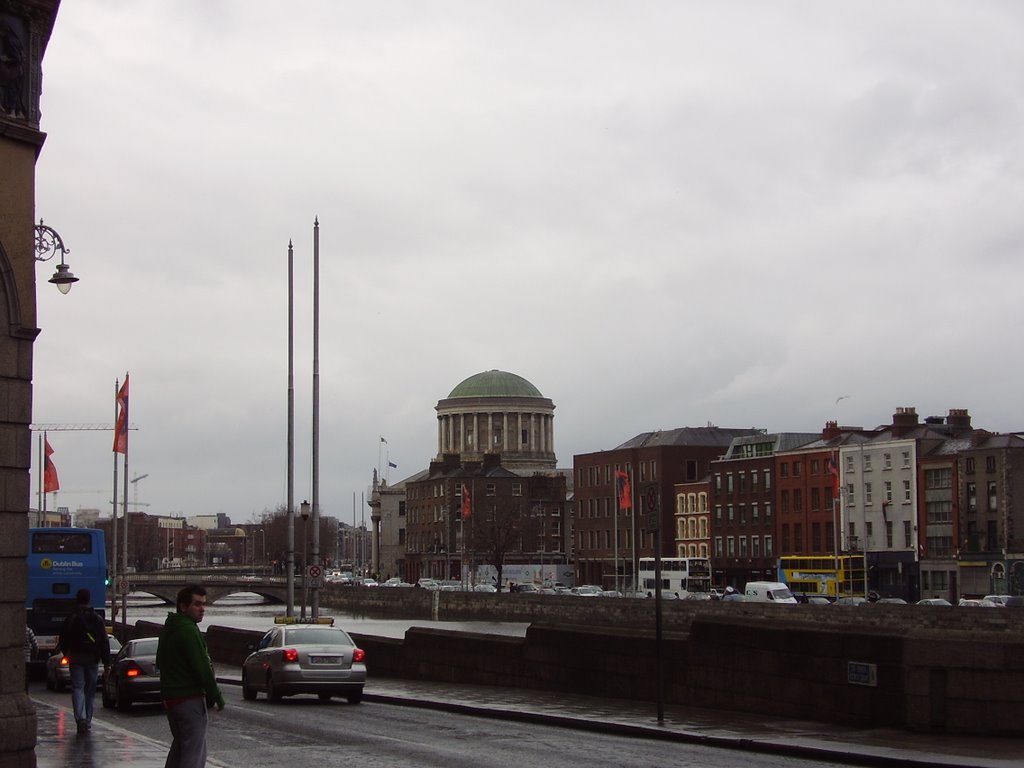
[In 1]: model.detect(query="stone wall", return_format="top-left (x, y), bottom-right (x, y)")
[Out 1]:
top-left (133, 604), bottom-right (1024, 735)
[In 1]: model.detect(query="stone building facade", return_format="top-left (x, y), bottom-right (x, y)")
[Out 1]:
top-left (0, 3), bottom-right (60, 766)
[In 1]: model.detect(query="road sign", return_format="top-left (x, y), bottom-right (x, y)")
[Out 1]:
top-left (308, 578), bottom-right (322, 589)
top-left (307, 565), bottom-right (322, 579)
top-left (118, 579), bottom-right (130, 594)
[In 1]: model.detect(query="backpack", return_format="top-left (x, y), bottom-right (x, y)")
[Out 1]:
top-left (62, 611), bottom-right (103, 659)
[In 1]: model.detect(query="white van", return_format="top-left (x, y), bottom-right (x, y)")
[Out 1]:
top-left (744, 581), bottom-right (798, 604)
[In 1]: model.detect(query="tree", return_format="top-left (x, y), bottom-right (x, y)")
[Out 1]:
top-left (466, 496), bottom-right (540, 590)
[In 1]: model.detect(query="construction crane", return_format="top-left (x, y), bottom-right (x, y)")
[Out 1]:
top-left (130, 473), bottom-right (150, 511)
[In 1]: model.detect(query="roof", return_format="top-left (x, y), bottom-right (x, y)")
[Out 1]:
top-left (448, 370), bottom-right (543, 399)
top-left (615, 427), bottom-right (761, 450)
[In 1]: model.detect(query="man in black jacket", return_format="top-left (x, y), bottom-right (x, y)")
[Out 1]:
top-left (58, 588), bottom-right (111, 734)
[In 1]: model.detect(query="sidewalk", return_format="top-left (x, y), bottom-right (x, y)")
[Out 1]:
top-left (33, 672), bottom-right (1024, 768)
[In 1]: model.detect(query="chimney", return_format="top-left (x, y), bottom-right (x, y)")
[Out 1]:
top-left (891, 406), bottom-right (919, 437)
top-left (822, 420), bottom-right (841, 441)
top-left (946, 409), bottom-right (972, 432)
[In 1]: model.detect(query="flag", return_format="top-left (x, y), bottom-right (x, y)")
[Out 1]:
top-left (113, 375), bottom-right (129, 453)
top-left (461, 482), bottom-right (472, 519)
top-left (380, 436), bottom-right (387, 444)
top-left (826, 454), bottom-right (839, 496)
top-left (43, 438), bottom-right (60, 493)
top-left (615, 470), bottom-right (632, 510)
top-left (388, 461), bottom-right (397, 469)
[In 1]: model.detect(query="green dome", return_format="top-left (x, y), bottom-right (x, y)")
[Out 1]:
top-left (448, 370), bottom-right (543, 399)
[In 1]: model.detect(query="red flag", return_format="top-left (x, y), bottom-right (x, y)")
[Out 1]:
top-left (461, 482), bottom-right (472, 519)
top-left (826, 454), bottom-right (839, 496)
top-left (43, 438), bottom-right (60, 493)
top-left (113, 375), bottom-right (129, 454)
top-left (615, 470), bottom-right (632, 510)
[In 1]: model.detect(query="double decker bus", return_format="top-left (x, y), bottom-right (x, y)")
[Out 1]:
top-left (777, 554), bottom-right (867, 598)
top-left (26, 527), bottom-right (108, 663)
top-left (638, 557), bottom-right (712, 598)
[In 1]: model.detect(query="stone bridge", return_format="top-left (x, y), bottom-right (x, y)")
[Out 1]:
top-left (124, 573), bottom-right (291, 605)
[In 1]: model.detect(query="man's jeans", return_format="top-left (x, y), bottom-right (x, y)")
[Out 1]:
top-left (69, 662), bottom-right (99, 724)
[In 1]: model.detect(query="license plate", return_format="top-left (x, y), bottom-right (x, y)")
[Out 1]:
top-left (309, 655), bottom-right (338, 664)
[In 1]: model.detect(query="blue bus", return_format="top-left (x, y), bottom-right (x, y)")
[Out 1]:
top-left (26, 527), bottom-right (108, 663)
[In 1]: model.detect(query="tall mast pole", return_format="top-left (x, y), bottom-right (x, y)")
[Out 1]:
top-left (286, 240), bottom-right (295, 616)
top-left (311, 218), bottom-right (321, 619)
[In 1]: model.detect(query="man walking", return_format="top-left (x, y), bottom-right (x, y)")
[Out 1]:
top-left (157, 584), bottom-right (225, 768)
top-left (57, 588), bottom-right (111, 734)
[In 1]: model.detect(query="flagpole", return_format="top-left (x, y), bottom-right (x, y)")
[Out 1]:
top-left (38, 433), bottom-right (44, 517)
top-left (286, 239), bottom-right (295, 616)
top-left (121, 372), bottom-right (130, 633)
top-left (311, 218), bottom-right (321, 620)
top-left (111, 380), bottom-right (119, 627)
top-left (630, 467), bottom-right (637, 591)
top-left (614, 481), bottom-right (620, 593)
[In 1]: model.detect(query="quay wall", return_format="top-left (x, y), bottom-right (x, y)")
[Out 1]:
top-left (132, 591), bottom-right (1024, 735)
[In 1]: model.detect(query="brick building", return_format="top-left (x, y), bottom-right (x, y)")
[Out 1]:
top-left (573, 426), bottom-right (759, 589)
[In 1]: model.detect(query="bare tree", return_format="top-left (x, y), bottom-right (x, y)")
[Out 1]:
top-left (466, 496), bottom-right (540, 590)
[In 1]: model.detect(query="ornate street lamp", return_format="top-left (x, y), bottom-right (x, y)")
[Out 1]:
top-left (34, 219), bottom-right (78, 294)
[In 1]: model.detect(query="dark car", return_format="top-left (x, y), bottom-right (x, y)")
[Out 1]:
top-left (102, 637), bottom-right (161, 710)
top-left (45, 636), bottom-right (121, 692)
top-left (241, 625), bottom-right (367, 704)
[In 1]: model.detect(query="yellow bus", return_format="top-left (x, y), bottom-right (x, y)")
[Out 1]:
top-left (777, 555), bottom-right (866, 597)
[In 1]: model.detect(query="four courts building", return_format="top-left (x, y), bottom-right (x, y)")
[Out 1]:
top-left (435, 369), bottom-right (557, 472)
top-left (371, 370), bottom-right (569, 584)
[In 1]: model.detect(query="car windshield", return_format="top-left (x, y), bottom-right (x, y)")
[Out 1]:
top-left (286, 629), bottom-right (351, 646)
top-left (769, 588), bottom-right (795, 600)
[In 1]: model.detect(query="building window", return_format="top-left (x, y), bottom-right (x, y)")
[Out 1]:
top-left (846, 455), bottom-right (854, 472)
top-left (793, 489), bottom-right (802, 512)
top-left (965, 457), bottom-right (976, 474)
top-left (715, 474), bottom-right (722, 491)
top-left (925, 468), bottom-right (952, 489)
top-left (780, 463), bottom-right (789, 478)
top-left (763, 469), bottom-right (771, 490)
top-left (885, 521), bottom-right (893, 549)
top-left (811, 487), bottom-right (820, 511)
top-left (846, 483), bottom-right (855, 505)
top-left (728, 505), bottom-right (735, 522)
top-left (751, 470), bottom-right (759, 487)
top-left (738, 472), bottom-right (746, 493)
top-left (986, 456), bottom-right (996, 473)
top-left (739, 536), bottom-right (748, 558)
top-left (864, 483), bottom-right (873, 505)
top-left (883, 453), bottom-right (892, 470)
top-left (780, 490), bottom-right (789, 513)
top-left (967, 482), bottom-right (977, 513)
top-left (512, 482), bottom-right (522, 497)
top-left (751, 503), bottom-right (759, 522)
top-left (764, 535), bottom-right (773, 558)
top-left (926, 500), bottom-right (952, 524)
top-left (715, 505), bottom-right (722, 521)
top-left (863, 454), bottom-right (872, 472)
top-left (902, 451), bottom-right (911, 468)
top-left (903, 479), bottom-right (911, 501)
top-left (811, 459), bottom-right (819, 475)
top-left (866, 521), bottom-right (873, 542)
top-left (727, 537), bottom-right (735, 557)
top-left (752, 535), bottom-right (761, 558)
top-left (793, 461), bottom-right (801, 477)
top-left (714, 537), bottom-right (723, 557)
top-left (727, 473), bottom-right (734, 493)
top-left (988, 481), bottom-right (997, 512)
top-left (903, 520), bottom-right (912, 548)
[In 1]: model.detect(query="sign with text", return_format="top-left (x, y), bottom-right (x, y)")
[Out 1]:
top-left (847, 661), bottom-right (878, 687)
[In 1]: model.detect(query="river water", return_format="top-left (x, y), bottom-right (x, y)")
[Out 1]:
top-left (121, 592), bottom-right (530, 639)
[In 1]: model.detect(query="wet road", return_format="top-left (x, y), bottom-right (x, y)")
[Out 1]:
top-left (32, 683), bottom-right (856, 768)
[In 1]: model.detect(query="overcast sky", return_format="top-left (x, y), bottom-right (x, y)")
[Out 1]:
top-left (30, 2), bottom-right (1024, 524)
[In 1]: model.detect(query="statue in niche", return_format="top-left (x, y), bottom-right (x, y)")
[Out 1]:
top-left (0, 16), bottom-right (27, 117)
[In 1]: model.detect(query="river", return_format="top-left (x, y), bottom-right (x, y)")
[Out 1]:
top-left (119, 591), bottom-right (530, 638)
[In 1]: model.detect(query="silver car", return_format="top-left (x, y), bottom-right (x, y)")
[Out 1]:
top-left (241, 625), bottom-right (367, 704)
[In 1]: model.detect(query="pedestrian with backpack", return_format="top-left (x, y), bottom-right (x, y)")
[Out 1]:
top-left (58, 588), bottom-right (111, 734)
